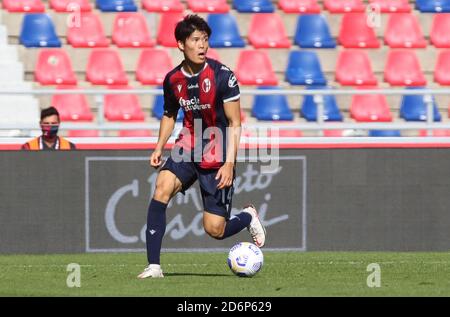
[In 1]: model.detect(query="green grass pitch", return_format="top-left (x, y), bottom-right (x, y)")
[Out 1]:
top-left (0, 252), bottom-right (449, 296)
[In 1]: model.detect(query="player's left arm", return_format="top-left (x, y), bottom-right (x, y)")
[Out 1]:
top-left (216, 99), bottom-right (241, 189)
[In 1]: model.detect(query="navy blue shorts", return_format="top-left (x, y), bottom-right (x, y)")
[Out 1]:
top-left (160, 157), bottom-right (234, 219)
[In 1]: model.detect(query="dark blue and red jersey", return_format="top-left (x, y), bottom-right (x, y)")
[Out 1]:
top-left (163, 58), bottom-right (240, 170)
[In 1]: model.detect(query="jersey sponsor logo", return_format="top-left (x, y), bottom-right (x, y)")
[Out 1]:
top-left (202, 78), bottom-right (211, 93)
top-left (177, 84), bottom-right (182, 93)
top-left (228, 74), bottom-right (238, 88)
top-left (178, 96), bottom-right (211, 111)
top-left (188, 83), bottom-right (199, 90)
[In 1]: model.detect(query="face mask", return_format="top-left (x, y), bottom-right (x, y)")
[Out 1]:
top-left (41, 125), bottom-right (59, 138)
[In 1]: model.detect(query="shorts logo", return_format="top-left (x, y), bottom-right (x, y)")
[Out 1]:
top-left (228, 74), bottom-right (237, 88)
top-left (202, 78), bottom-right (211, 93)
top-left (177, 84), bottom-right (182, 93)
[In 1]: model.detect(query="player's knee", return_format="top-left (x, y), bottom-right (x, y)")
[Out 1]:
top-left (153, 182), bottom-right (174, 203)
top-left (204, 224), bottom-right (225, 240)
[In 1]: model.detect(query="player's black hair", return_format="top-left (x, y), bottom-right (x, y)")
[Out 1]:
top-left (40, 106), bottom-right (60, 121)
top-left (174, 14), bottom-right (211, 43)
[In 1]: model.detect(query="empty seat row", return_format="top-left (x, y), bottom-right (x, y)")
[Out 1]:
top-left (17, 12), bottom-right (450, 50)
top-left (32, 47), bottom-right (450, 88)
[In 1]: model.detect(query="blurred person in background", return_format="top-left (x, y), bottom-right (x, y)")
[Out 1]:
top-left (22, 106), bottom-right (76, 150)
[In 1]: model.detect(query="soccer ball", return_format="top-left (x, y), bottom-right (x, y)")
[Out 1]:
top-left (227, 242), bottom-right (264, 277)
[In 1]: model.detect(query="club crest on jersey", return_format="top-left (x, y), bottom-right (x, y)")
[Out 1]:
top-left (202, 78), bottom-right (211, 93)
top-left (228, 74), bottom-right (237, 88)
top-left (177, 84), bottom-right (182, 93)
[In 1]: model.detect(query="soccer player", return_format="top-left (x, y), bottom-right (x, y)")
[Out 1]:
top-left (138, 15), bottom-right (266, 279)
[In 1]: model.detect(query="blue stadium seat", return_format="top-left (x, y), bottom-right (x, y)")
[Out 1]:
top-left (301, 86), bottom-right (343, 121)
top-left (208, 14), bottom-right (245, 48)
top-left (20, 14), bottom-right (61, 48)
top-left (416, 0), bottom-right (450, 12)
top-left (400, 87), bottom-right (442, 121)
top-left (286, 51), bottom-right (327, 85)
top-left (252, 87), bottom-right (294, 121)
top-left (294, 15), bottom-right (336, 48)
top-left (368, 130), bottom-right (401, 137)
top-left (232, 0), bottom-right (274, 12)
top-left (152, 93), bottom-right (184, 121)
top-left (96, 0), bottom-right (137, 12)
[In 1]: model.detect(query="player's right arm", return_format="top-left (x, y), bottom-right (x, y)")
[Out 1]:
top-left (150, 113), bottom-right (176, 168)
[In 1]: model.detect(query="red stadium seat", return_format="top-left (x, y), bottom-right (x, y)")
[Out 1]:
top-left (3, 0), bottom-right (45, 12)
top-left (434, 50), bottom-right (450, 85)
top-left (430, 14), bottom-right (450, 48)
top-left (268, 129), bottom-right (303, 137)
top-left (384, 13), bottom-right (427, 48)
top-left (384, 50), bottom-right (426, 86)
top-left (235, 50), bottom-right (278, 85)
top-left (207, 48), bottom-right (221, 61)
top-left (136, 49), bottom-right (173, 85)
top-left (187, 0), bottom-right (229, 12)
top-left (368, 0), bottom-right (411, 12)
top-left (248, 13), bottom-right (291, 48)
top-left (86, 49), bottom-right (128, 85)
top-left (323, 130), bottom-right (345, 137)
top-left (141, 0), bottom-right (184, 12)
top-left (67, 12), bottom-right (110, 48)
top-left (51, 85), bottom-right (94, 121)
top-left (104, 86), bottom-right (145, 121)
top-left (418, 129), bottom-right (450, 136)
top-left (278, 0), bottom-right (321, 13)
top-left (350, 87), bottom-right (393, 122)
top-left (50, 0), bottom-right (92, 12)
top-left (157, 12), bottom-right (184, 47)
top-left (35, 49), bottom-right (77, 85)
top-left (335, 50), bottom-right (377, 86)
top-left (339, 13), bottom-right (380, 48)
top-left (119, 130), bottom-right (152, 137)
top-left (112, 12), bottom-right (155, 48)
top-left (68, 130), bottom-right (99, 137)
top-left (324, 0), bottom-right (365, 13)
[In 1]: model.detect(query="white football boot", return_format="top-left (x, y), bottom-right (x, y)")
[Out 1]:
top-left (242, 204), bottom-right (266, 248)
top-left (137, 264), bottom-right (164, 279)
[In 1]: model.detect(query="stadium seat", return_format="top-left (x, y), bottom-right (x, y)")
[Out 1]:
top-left (187, 0), bottom-right (229, 13)
top-left (350, 88), bottom-right (393, 122)
top-left (51, 85), bottom-right (94, 121)
top-left (400, 87), bottom-right (441, 121)
top-left (248, 13), bottom-right (291, 48)
top-left (136, 49), bottom-right (173, 85)
top-left (418, 129), bottom-right (450, 136)
top-left (252, 87), bottom-right (294, 121)
top-left (68, 130), bottom-right (100, 137)
top-left (2, 0), bottom-right (45, 12)
top-left (0, 25), bottom-right (7, 46)
top-left (430, 14), bottom-right (450, 48)
top-left (208, 14), bottom-right (245, 48)
top-left (335, 50), bottom-right (377, 86)
top-left (67, 12), bottom-right (110, 48)
top-left (157, 12), bottom-right (184, 47)
top-left (152, 93), bottom-right (184, 121)
top-left (278, 0), bottom-right (321, 13)
top-left (324, 0), bottom-right (365, 13)
top-left (207, 48), bottom-right (221, 61)
top-left (232, 0), bottom-right (274, 13)
top-left (368, 0), bottom-right (412, 12)
top-left (384, 13), bottom-right (427, 48)
top-left (368, 130), bottom-right (401, 137)
top-left (118, 130), bottom-right (152, 137)
top-left (86, 49), bottom-right (128, 85)
top-left (294, 14), bottom-right (336, 48)
top-left (35, 49), bottom-right (77, 85)
top-left (301, 87), bottom-right (343, 121)
top-left (285, 51), bottom-right (327, 85)
top-left (384, 50), bottom-right (426, 86)
top-left (0, 62), bottom-right (25, 83)
top-left (141, 0), bottom-right (184, 12)
top-left (435, 50), bottom-right (450, 85)
top-left (112, 12), bottom-right (155, 48)
top-left (268, 128), bottom-right (303, 137)
top-left (50, 0), bottom-right (93, 12)
top-left (234, 50), bottom-right (278, 86)
top-left (104, 86), bottom-right (145, 121)
top-left (339, 13), bottom-right (380, 48)
top-left (96, 0), bottom-right (137, 12)
top-left (20, 14), bottom-right (62, 48)
top-left (416, 0), bottom-right (450, 12)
